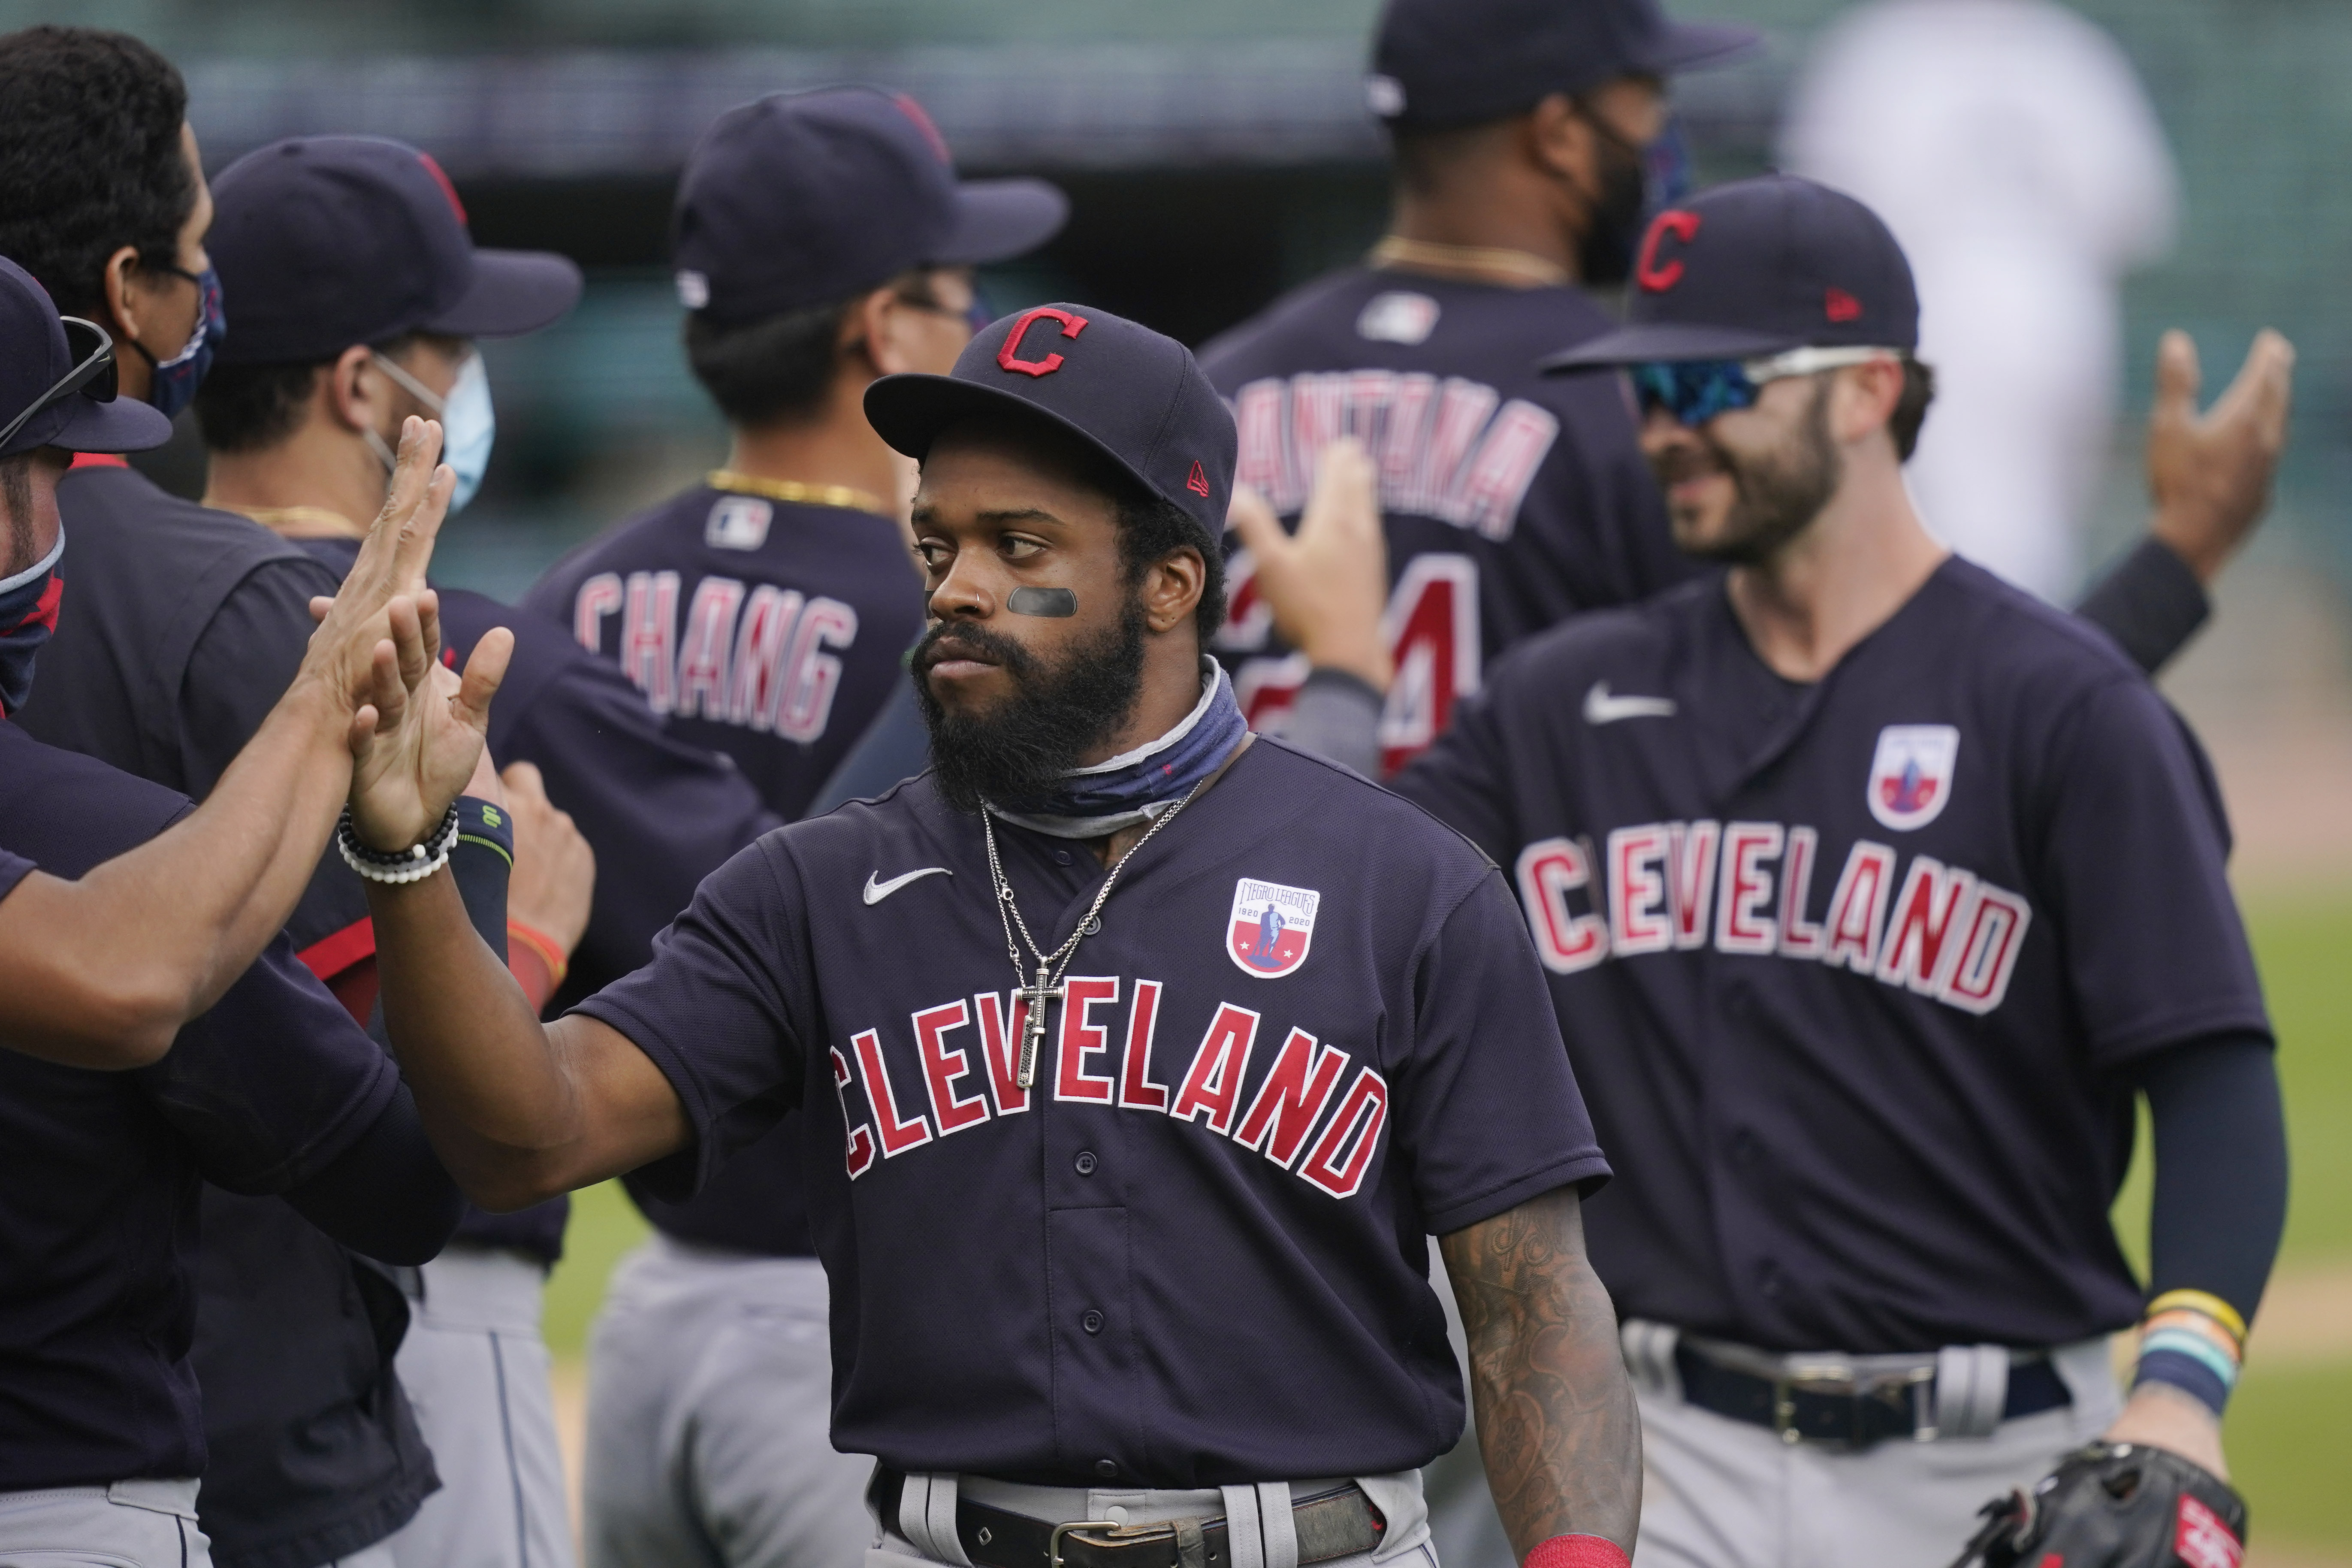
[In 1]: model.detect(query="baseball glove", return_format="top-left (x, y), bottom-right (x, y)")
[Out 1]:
top-left (1946, 1443), bottom-right (2247, 1568)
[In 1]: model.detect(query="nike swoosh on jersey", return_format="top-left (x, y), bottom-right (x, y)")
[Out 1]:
top-left (1583, 681), bottom-right (1677, 725)
top-left (863, 867), bottom-right (954, 906)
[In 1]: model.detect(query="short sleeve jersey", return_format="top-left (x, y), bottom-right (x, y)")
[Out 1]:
top-left (1395, 557), bottom-right (2270, 1354)
top-left (0, 722), bottom-right (399, 1489)
top-left (524, 482), bottom-right (927, 822)
top-left (579, 738), bottom-right (1606, 1485)
top-left (1198, 269), bottom-right (1693, 770)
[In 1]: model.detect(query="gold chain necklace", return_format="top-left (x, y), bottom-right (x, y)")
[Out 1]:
top-left (708, 469), bottom-right (890, 517)
top-left (1368, 235), bottom-right (1571, 290)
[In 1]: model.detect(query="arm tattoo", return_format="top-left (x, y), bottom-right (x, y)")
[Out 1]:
top-left (1440, 1185), bottom-right (1642, 1557)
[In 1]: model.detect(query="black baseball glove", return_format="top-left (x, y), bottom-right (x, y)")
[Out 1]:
top-left (1947, 1443), bottom-right (2247, 1568)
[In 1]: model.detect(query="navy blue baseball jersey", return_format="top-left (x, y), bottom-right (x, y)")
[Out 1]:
top-left (1395, 557), bottom-right (2270, 1354)
top-left (1198, 269), bottom-right (1691, 770)
top-left (0, 721), bottom-right (408, 1490)
top-left (578, 737), bottom-right (1606, 1484)
top-left (524, 480), bottom-right (926, 822)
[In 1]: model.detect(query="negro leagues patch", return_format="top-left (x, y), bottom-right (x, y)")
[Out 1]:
top-left (1868, 724), bottom-right (1960, 832)
top-left (1229, 878), bottom-right (1320, 979)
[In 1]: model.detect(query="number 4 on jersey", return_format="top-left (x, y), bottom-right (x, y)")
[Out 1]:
top-left (1226, 552), bottom-right (1480, 774)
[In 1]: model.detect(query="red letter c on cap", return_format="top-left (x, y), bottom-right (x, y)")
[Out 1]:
top-left (1635, 210), bottom-right (1703, 293)
top-left (999, 308), bottom-right (1090, 377)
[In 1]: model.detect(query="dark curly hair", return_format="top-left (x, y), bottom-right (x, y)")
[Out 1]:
top-left (0, 27), bottom-right (194, 320)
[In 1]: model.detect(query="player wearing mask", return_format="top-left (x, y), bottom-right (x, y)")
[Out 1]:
top-left (0, 257), bottom-right (497, 1565)
top-left (0, 30), bottom-right (588, 1568)
top-left (356, 305), bottom-right (1650, 1568)
top-left (1202, 0), bottom-right (2258, 785)
top-left (1265, 178), bottom-right (2290, 1568)
top-left (521, 85), bottom-right (1064, 1568)
top-left (190, 132), bottom-right (698, 1568)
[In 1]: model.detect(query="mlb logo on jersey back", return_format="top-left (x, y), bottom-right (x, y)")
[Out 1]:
top-left (1229, 879), bottom-right (1320, 979)
top-left (1356, 291), bottom-right (1440, 346)
top-left (1867, 725), bottom-right (1960, 832)
top-left (705, 495), bottom-right (773, 551)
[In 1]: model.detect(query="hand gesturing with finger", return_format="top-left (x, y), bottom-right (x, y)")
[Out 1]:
top-left (347, 592), bottom-right (516, 855)
top-left (2148, 328), bottom-right (2295, 583)
top-left (1225, 438), bottom-right (1391, 690)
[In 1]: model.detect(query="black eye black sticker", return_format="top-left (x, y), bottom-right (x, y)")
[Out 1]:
top-left (1007, 586), bottom-right (1078, 617)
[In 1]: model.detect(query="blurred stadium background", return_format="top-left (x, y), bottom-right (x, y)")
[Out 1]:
top-left (5, 0), bottom-right (2346, 1559)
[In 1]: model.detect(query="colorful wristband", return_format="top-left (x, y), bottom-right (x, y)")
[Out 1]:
top-left (2146, 1290), bottom-right (2247, 1347)
top-left (507, 919), bottom-right (569, 994)
top-left (1525, 1535), bottom-right (1630, 1568)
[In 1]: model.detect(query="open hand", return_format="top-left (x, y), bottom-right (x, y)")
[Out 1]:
top-left (302, 417), bottom-right (457, 709)
top-left (500, 761), bottom-right (595, 956)
top-left (2148, 328), bottom-right (2295, 584)
top-left (1225, 438), bottom-right (1391, 690)
top-left (347, 596), bottom-right (515, 853)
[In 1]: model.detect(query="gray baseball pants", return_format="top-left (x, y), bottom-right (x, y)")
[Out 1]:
top-left (0, 1478), bottom-right (209, 1567)
top-left (384, 1245), bottom-right (574, 1568)
top-left (583, 1237), bottom-right (875, 1568)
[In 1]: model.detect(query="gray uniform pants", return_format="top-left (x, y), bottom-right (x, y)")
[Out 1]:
top-left (0, 1478), bottom-right (209, 1567)
top-left (384, 1246), bottom-right (574, 1568)
top-left (1631, 1337), bottom-right (2123, 1568)
top-left (583, 1238), bottom-right (875, 1568)
top-left (870, 1473), bottom-right (1435, 1568)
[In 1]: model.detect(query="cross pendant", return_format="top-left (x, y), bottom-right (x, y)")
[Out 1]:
top-left (1015, 962), bottom-right (1064, 1090)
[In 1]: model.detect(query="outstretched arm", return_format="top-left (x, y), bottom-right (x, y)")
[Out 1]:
top-left (0, 419), bottom-right (459, 1068)
top-left (1440, 1184), bottom-right (1641, 1562)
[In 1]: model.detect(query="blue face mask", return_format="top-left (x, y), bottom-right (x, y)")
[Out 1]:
top-left (0, 531), bottom-right (65, 717)
top-left (367, 349), bottom-right (495, 513)
top-left (136, 264), bottom-right (226, 420)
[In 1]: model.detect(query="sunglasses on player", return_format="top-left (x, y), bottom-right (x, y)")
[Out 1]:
top-left (1631, 345), bottom-right (1903, 429)
top-left (0, 317), bottom-right (121, 454)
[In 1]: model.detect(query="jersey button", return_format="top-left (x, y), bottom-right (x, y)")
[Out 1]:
top-left (1095, 1459), bottom-right (1119, 1479)
top-left (1082, 1309), bottom-right (1105, 1334)
top-left (1074, 1150), bottom-right (1098, 1176)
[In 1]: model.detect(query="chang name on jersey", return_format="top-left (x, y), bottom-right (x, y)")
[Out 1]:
top-left (571, 569), bottom-right (857, 740)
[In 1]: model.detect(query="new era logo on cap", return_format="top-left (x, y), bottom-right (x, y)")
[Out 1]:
top-left (864, 302), bottom-right (1237, 542)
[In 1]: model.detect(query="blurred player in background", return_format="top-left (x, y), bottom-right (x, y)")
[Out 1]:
top-left (520, 86), bottom-right (1067, 1568)
top-left (193, 132), bottom-right (628, 1568)
top-left (1198, 0), bottom-right (1746, 770)
top-left (1781, 0), bottom-right (2178, 601)
top-left (1254, 177), bottom-right (2292, 1568)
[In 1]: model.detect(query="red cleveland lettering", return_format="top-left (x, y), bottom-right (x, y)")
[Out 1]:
top-left (1777, 826), bottom-right (1827, 959)
top-left (1171, 1003), bottom-right (1261, 1134)
top-left (913, 999), bottom-right (990, 1135)
top-left (1715, 822), bottom-right (1784, 955)
top-left (1233, 1028), bottom-right (1350, 1168)
top-left (1822, 840), bottom-right (1897, 972)
top-left (830, 1045), bottom-right (876, 1178)
top-left (852, 1028), bottom-right (933, 1157)
top-left (1299, 1067), bottom-right (1390, 1199)
top-left (1939, 884), bottom-right (2032, 1014)
top-left (1117, 979), bottom-right (1171, 1111)
top-left (1668, 820), bottom-right (1721, 950)
top-left (1054, 976), bottom-right (1121, 1104)
top-left (972, 991), bottom-right (1032, 1115)
top-left (1608, 825), bottom-right (1675, 957)
top-left (1874, 856), bottom-right (1979, 994)
top-left (1516, 837), bottom-right (1610, 975)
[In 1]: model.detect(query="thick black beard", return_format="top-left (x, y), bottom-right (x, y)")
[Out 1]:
top-left (914, 597), bottom-right (1149, 815)
top-left (1576, 129), bottom-right (1652, 288)
top-left (1672, 379), bottom-right (1843, 567)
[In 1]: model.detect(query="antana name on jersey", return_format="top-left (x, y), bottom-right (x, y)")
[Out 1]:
top-left (1513, 820), bottom-right (2032, 1016)
top-left (571, 568), bottom-right (859, 740)
top-left (826, 978), bottom-right (1391, 1201)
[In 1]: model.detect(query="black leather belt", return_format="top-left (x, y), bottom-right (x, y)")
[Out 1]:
top-left (873, 1470), bottom-right (1385, 1568)
top-left (1673, 1342), bottom-right (2070, 1447)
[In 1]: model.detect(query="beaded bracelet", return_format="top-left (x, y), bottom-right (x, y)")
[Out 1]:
top-left (336, 804), bottom-right (461, 885)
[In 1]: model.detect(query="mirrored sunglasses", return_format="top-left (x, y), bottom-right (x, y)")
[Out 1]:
top-left (1631, 346), bottom-right (1902, 429)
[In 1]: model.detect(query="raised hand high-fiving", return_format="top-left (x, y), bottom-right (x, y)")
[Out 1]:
top-left (347, 596), bottom-right (515, 853)
top-left (302, 416), bottom-right (462, 718)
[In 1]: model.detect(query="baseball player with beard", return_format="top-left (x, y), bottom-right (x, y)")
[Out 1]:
top-left (1251, 177), bottom-right (2293, 1568)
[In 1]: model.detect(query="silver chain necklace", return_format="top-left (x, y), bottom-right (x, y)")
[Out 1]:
top-left (982, 780), bottom-right (1208, 1089)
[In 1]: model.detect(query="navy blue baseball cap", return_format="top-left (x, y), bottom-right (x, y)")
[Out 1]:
top-left (0, 257), bottom-right (171, 459)
top-left (1368, 0), bottom-right (1757, 125)
top-left (864, 304), bottom-right (1236, 541)
top-left (1543, 175), bottom-right (1920, 368)
top-left (206, 136), bottom-right (583, 366)
top-left (673, 87), bottom-right (1068, 326)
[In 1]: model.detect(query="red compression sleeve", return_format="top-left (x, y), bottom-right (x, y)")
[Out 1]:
top-left (1525, 1536), bottom-right (1630, 1568)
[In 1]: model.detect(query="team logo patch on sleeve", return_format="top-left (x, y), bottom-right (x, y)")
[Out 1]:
top-left (1228, 878), bottom-right (1320, 979)
top-left (1867, 724), bottom-right (1960, 831)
